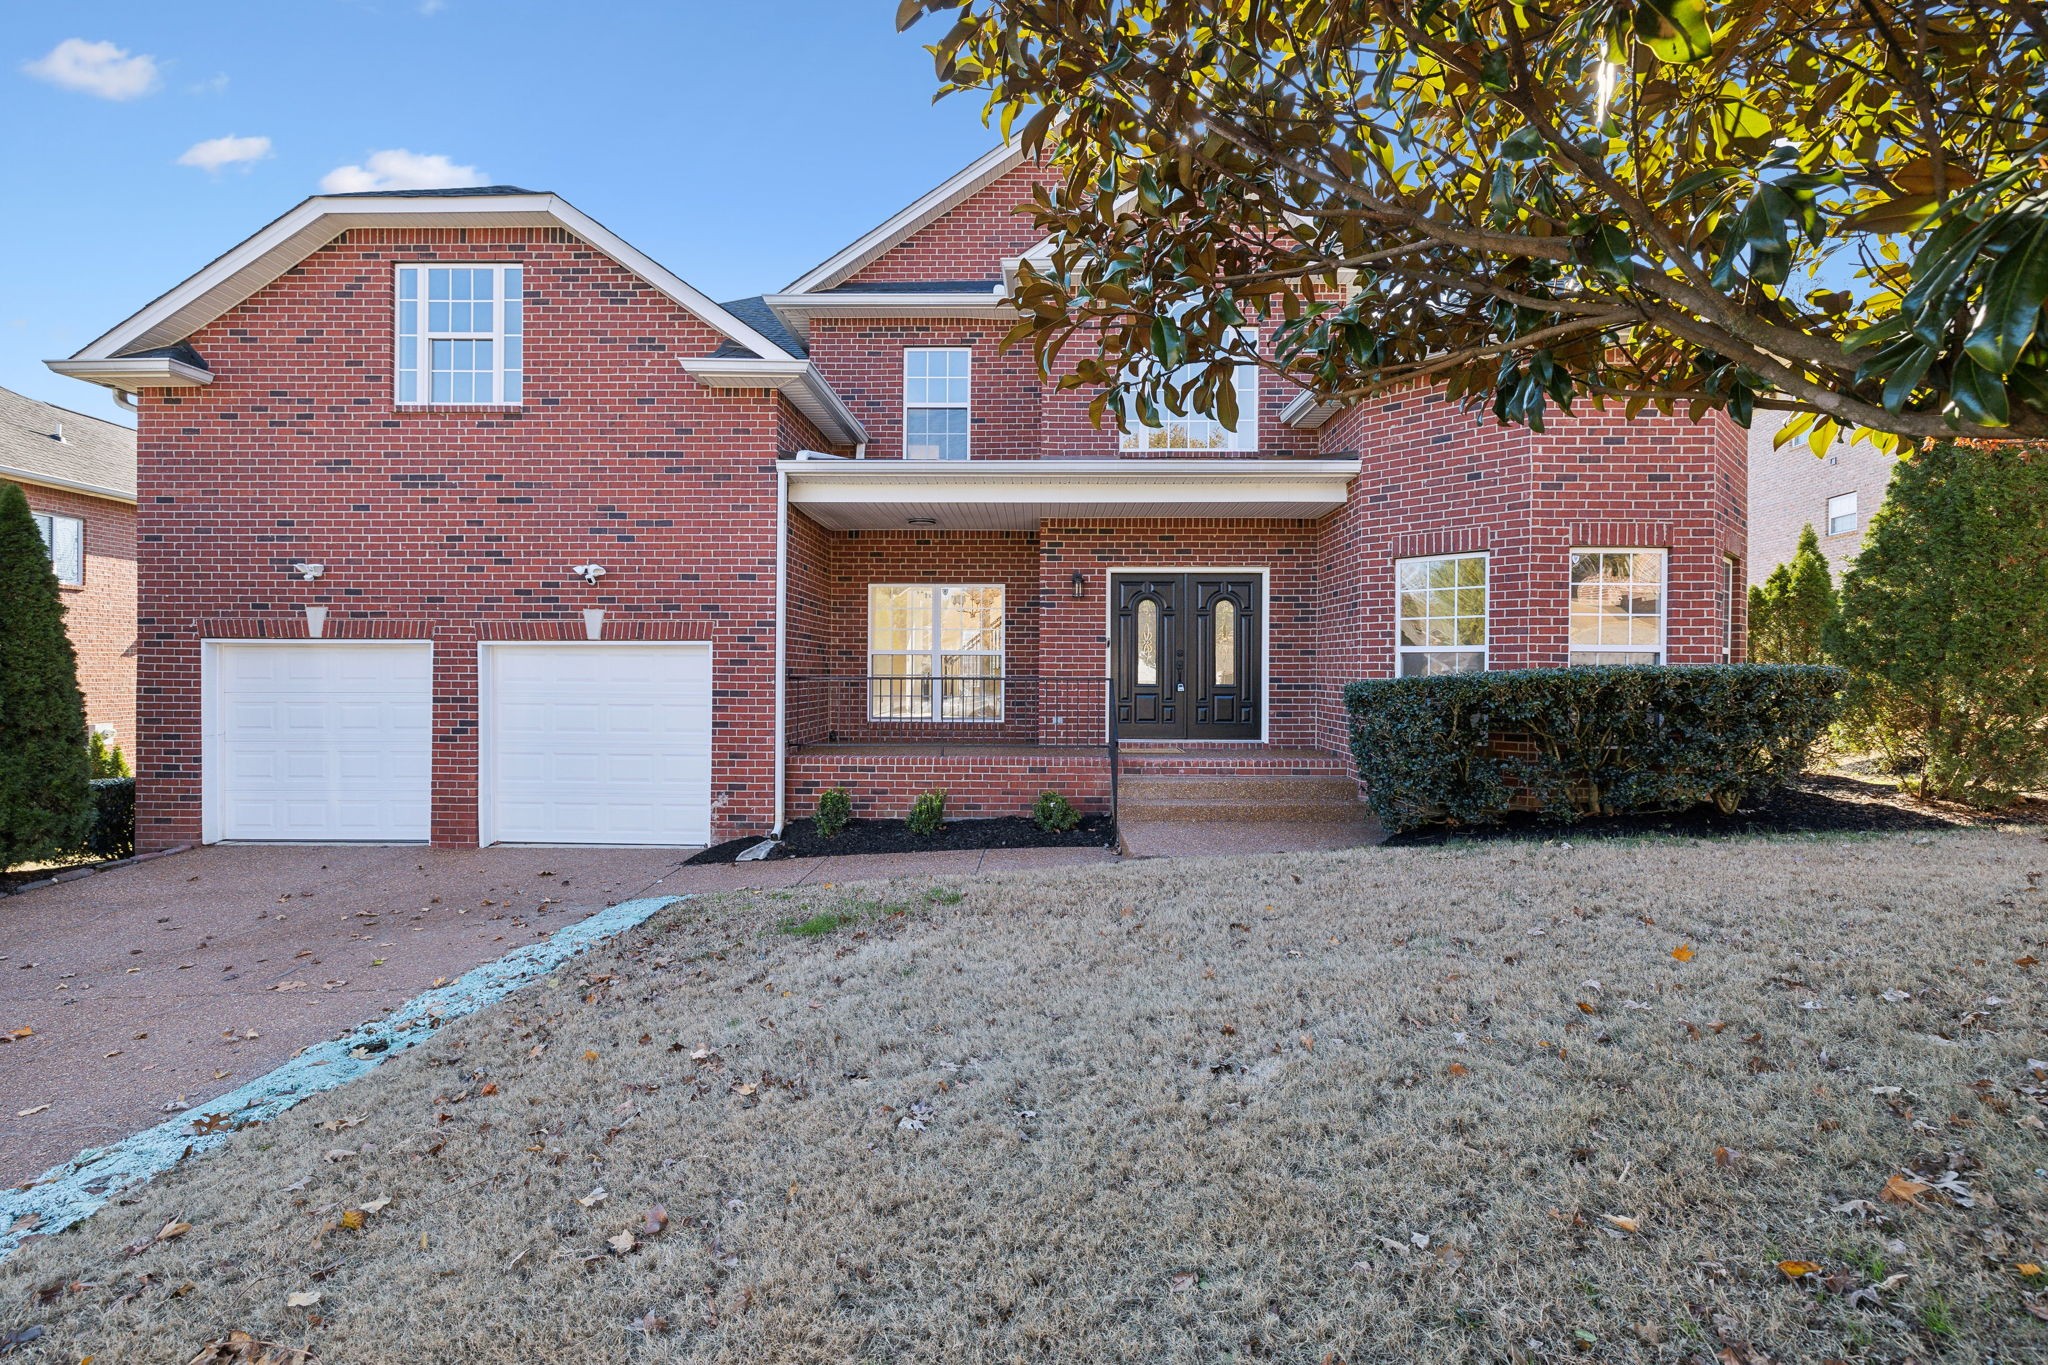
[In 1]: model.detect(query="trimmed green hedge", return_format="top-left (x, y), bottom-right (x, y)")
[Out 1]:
top-left (1344, 665), bottom-right (1844, 833)
top-left (86, 777), bottom-right (135, 859)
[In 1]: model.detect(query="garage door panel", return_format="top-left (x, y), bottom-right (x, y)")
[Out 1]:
top-left (212, 644), bottom-right (433, 842)
top-left (485, 644), bottom-right (711, 846)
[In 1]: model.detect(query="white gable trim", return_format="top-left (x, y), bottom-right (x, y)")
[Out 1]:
top-left (781, 142), bottom-right (1024, 295)
top-left (61, 193), bottom-right (799, 366)
top-left (676, 357), bottom-right (867, 447)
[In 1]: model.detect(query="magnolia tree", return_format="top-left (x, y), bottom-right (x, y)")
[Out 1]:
top-left (901, 0), bottom-right (2048, 453)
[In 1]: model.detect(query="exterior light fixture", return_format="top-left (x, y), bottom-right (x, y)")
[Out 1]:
top-left (907, 517), bottom-right (937, 527)
top-left (290, 561), bottom-right (325, 581)
top-left (1071, 570), bottom-right (1086, 599)
top-left (569, 563), bottom-right (606, 585)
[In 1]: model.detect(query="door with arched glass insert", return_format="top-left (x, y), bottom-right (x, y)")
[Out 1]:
top-left (1111, 573), bottom-right (1261, 740)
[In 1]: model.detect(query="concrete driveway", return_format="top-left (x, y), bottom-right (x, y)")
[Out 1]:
top-left (0, 840), bottom-right (1114, 1187)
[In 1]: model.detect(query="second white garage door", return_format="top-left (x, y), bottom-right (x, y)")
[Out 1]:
top-left (481, 643), bottom-right (712, 846)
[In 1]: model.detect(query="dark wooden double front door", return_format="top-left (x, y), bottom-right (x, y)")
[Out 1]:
top-left (1111, 574), bottom-right (1262, 740)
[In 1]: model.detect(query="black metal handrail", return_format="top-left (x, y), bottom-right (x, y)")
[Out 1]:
top-left (785, 673), bottom-right (1120, 824)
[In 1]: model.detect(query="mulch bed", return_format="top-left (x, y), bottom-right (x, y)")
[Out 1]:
top-left (1384, 772), bottom-right (2048, 846)
top-left (686, 814), bottom-right (1118, 864)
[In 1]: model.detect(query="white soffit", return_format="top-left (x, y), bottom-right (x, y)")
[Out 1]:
top-left (62, 193), bottom-right (799, 368)
top-left (782, 142), bottom-right (1025, 295)
top-left (783, 457), bottom-right (1358, 531)
top-left (677, 358), bottom-right (867, 447)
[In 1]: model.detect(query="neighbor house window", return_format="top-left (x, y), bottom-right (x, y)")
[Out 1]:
top-left (1120, 333), bottom-right (1260, 452)
top-left (903, 347), bottom-right (970, 459)
top-left (1395, 553), bottom-right (1487, 675)
top-left (1826, 491), bottom-right (1858, 536)
top-left (1569, 549), bottom-right (1666, 665)
top-left (867, 584), bottom-right (1005, 721)
top-left (32, 511), bottom-right (83, 586)
top-left (395, 264), bottom-right (524, 406)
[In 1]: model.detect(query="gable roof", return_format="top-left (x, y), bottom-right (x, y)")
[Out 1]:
top-left (781, 142), bottom-right (1025, 295)
top-left (0, 385), bottom-right (135, 502)
top-left (58, 190), bottom-right (801, 368)
top-left (715, 296), bottom-right (808, 359)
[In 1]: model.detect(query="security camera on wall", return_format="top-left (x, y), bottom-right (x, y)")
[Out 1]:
top-left (570, 563), bottom-right (606, 586)
top-left (290, 562), bottom-right (325, 581)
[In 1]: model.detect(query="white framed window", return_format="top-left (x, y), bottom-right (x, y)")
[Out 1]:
top-left (903, 348), bottom-right (970, 460)
top-left (395, 263), bottom-right (524, 406)
top-left (1569, 549), bottom-right (1666, 665)
top-left (867, 584), bottom-right (1005, 721)
top-left (1825, 492), bottom-right (1858, 536)
top-left (32, 511), bottom-right (83, 586)
top-left (1120, 333), bottom-right (1260, 452)
top-left (1395, 553), bottom-right (1487, 675)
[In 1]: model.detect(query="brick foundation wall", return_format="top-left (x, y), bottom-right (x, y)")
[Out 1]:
top-left (786, 749), bottom-right (1110, 822)
top-left (133, 225), bottom-right (788, 850)
top-left (12, 481), bottom-right (136, 746)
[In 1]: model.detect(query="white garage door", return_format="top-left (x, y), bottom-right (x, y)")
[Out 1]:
top-left (210, 642), bottom-right (433, 842)
top-left (482, 643), bottom-right (712, 846)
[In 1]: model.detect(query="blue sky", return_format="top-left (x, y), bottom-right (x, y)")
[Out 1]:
top-left (0, 1), bottom-right (999, 424)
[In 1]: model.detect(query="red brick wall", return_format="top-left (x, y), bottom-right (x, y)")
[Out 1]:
top-left (12, 482), bottom-right (136, 746)
top-left (844, 161), bottom-right (1058, 286)
top-left (133, 225), bottom-right (787, 849)
top-left (786, 750), bottom-right (1108, 822)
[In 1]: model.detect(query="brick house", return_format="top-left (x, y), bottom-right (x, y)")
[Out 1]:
top-left (0, 385), bottom-right (136, 744)
top-left (1746, 409), bottom-right (1898, 585)
top-left (47, 145), bottom-right (1745, 851)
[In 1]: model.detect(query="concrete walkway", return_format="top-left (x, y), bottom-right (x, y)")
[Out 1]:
top-left (0, 840), bottom-right (1114, 1186)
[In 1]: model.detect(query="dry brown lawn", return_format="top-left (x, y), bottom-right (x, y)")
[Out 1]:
top-left (3, 830), bottom-right (2046, 1363)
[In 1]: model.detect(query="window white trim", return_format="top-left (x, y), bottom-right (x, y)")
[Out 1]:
top-left (1568, 547), bottom-right (1668, 666)
top-left (902, 346), bottom-right (971, 460)
top-left (1825, 491), bottom-right (1858, 537)
top-left (1394, 552), bottom-right (1489, 676)
top-left (394, 262), bottom-right (524, 408)
top-left (1120, 332), bottom-right (1261, 453)
top-left (32, 510), bottom-right (84, 586)
top-left (866, 583), bottom-right (1006, 722)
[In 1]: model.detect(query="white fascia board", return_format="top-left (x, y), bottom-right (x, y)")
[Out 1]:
top-left (784, 457), bottom-right (1357, 503)
top-left (1280, 389), bottom-right (1343, 430)
top-left (760, 288), bottom-right (1013, 343)
top-left (677, 358), bottom-right (867, 447)
top-left (781, 142), bottom-right (1024, 295)
top-left (68, 193), bottom-right (796, 370)
top-left (0, 464), bottom-right (136, 504)
top-left (46, 356), bottom-right (214, 392)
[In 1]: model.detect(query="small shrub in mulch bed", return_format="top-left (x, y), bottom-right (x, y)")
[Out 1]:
top-left (1384, 773), bottom-right (2048, 846)
top-left (687, 813), bottom-right (1117, 864)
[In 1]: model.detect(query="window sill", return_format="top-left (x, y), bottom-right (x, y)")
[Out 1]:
top-left (393, 404), bottom-right (524, 414)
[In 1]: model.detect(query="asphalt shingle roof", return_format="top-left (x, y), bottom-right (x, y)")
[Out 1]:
top-left (716, 296), bottom-right (808, 359)
top-left (0, 385), bottom-right (135, 500)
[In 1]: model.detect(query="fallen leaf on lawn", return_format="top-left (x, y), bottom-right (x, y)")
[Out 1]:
top-left (2, 1027), bottom-right (31, 1042)
top-left (2017, 1262), bottom-right (2042, 1277)
top-left (1446, 1062), bottom-right (1469, 1078)
top-left (478, 1082), bottom-right (498, 1097)
top-left (156, 1219), bottom-right (192, 1241)
top-left (1169, 1271), bottom-right (1198, 1291)
top-left (731, 1081), bottom-right (757, 1096)
top-left (582, 1050), bottom-right (599, 1062)
top-left (629, 1312), bottom-right (670, 1334)
top-left (286, 1290), bottom-right (321, 1308)
top-left (1777, 1260), bottom-right (1821, 1279)
top-left (359, 1196), bottom-right (391, 1214)
top-left (323, 1148), bottom-right (357, 1163)
top-left (15, 1104), bottom-right (49, 1117)
top-left (1880, 1173), bottom-right (1933, 1207)
top-left (608, 1230), bottom-right (636, 1255)
top-left (1602, 1214), bottom-right (1640, 1234)
top-left (1670, 944), bottom-right (1694, 962)
top-left (338, 1209), bottom-right (365, 1231)
top-left (1714, 1146), bottom-right (1738, 1168)
top-left (641, 1205), bottom-right (668, 1236)
top-left (576, 1186), bottom-right (608, 1208)
top-left (1576, 1001), bottom-right (1598, 1014)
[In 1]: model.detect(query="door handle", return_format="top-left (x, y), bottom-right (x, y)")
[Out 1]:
top-left (1176, 682), bottom-right (1185, 692)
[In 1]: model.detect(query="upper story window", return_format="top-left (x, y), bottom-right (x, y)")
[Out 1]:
top-left (1569, 549), bottom-right (1666, 665)
top-left (1121, 335), bottom-right (1260, 452)
top-left (32, 511), bottom-right (83, 586)
top-left (395, 264), bottom-right (523, 406)
top-left (1826, 491), bottom-right (1858, 536)
top-left (903, 348), bottom-right (970, 460)
top-left (1396, 553), bottom-right (1487, 675)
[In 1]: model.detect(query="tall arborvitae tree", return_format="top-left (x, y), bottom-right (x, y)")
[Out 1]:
top-left (1829, 440), bottom-right (2048, 804)
top-left (0, 483), bottom-right (93, 864)
top-left (1749, 526), bottom-right (1838, 664)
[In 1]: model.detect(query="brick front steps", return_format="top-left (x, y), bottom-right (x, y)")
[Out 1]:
top-left (1114, 747), bottom-right (1373, 849)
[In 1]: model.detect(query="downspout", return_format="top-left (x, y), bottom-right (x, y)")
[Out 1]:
top-left (772, 461), bottom-right (790, 836)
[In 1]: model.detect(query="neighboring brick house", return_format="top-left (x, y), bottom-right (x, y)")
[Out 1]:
top-left (1746, 408), bottom-right (1898, 586)
top-left (0, 385), bottom-right (136, 744)
top-left (48, 145), bottom-right (1745, 852)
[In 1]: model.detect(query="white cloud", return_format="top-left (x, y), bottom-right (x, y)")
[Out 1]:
top-left (419, 0), bottom-right (448, 13)
top-left (188, 73), bottom-right (230, 95)
top-left (319, 149), bottom-right (487, 194)
top-left (22, 38), bottom-right (160, 100)
top-left (177, 134), bottom-right (273, 174)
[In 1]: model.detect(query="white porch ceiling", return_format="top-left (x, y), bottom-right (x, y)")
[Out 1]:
top-left (783, 457), bottom-right (1358, 531)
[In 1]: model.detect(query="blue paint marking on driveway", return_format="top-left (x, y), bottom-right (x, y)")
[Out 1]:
top-left (0, 893), bottom-right (686, 1259)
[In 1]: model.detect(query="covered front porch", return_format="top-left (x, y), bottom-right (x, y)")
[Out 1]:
top-left (776, 453), bottom-right (1365, 830)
